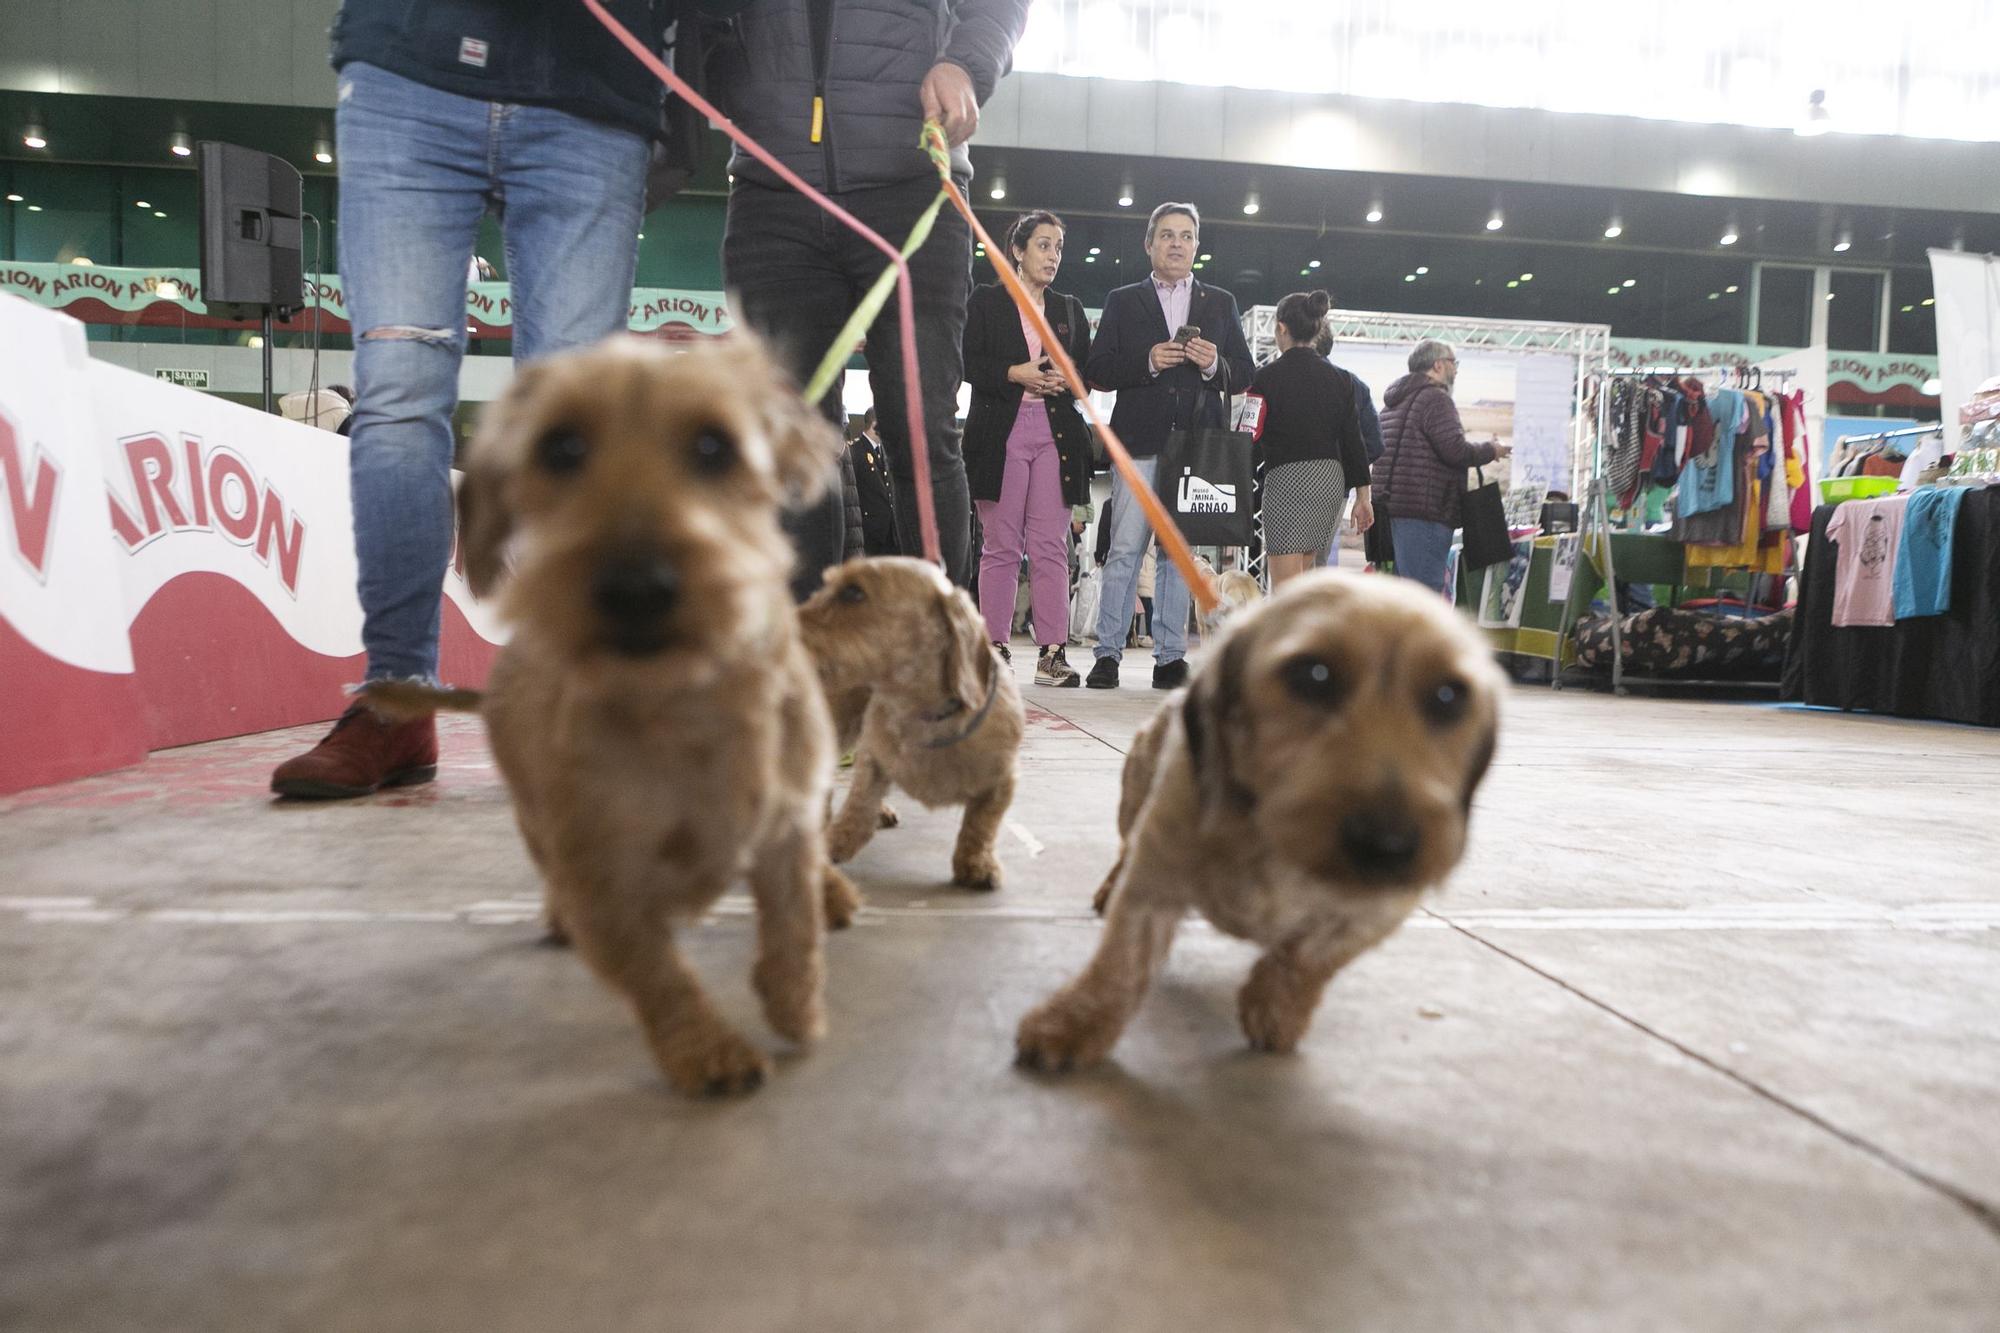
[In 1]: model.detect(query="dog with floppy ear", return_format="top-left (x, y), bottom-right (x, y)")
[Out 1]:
top-left (798, 557), bottom-right (1025, 892)
top-left (374, 333), bottom-right (860, 1098)
top-left (1020, 569), bottom-right (1503, 1073)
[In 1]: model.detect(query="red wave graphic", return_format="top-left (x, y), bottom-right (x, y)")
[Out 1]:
top-left (0, 615), bottom-right (148, 794)
top-left (129, 571), bottom-right (498, 751)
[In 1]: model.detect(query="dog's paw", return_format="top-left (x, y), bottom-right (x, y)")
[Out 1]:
top-left (822, 865), bottom-right (863, 930)
top-left (1014, 998), bottom-right (1117, 1074)
top-left (1238, 969), bottom-right (1314, 1054)
top-left (658, 1028), bottom-right (771, 1098)
top-left (951, 851), bottom-right (1002, 893)
top-left (825, 826), bottom-right (866, 865)
top-left (755, 961), bottom-right (827, 1046)
top-left (876, 802), bottom-right (901, 830)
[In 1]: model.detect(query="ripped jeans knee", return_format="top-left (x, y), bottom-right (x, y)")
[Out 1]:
top-left (360, 323), bottom-right (457, 344)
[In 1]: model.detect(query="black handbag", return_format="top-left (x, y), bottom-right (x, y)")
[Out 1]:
top-left (1459, 465), bottom-right (1514, 570)
top-left (1154, 425), bottom-right (1256, 546)
top-left (1364, 508), bottom-right (1395, 567)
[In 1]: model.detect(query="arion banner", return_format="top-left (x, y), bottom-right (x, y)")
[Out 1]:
top-left (0, 294), bottom-right (505, 795)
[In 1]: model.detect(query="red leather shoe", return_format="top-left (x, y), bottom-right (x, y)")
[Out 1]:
top-left (270, 704), bottom-right (439, 799)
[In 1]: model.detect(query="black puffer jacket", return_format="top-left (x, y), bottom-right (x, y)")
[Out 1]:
top-left (331, 0), bottom-right (666, 136)
top-left (1371, 373), bottom-right (1498, 526)
top-left (711, 0), bottom-right (1031, 192)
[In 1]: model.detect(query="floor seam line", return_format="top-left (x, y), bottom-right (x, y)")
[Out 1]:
top-left (1423, 907), bottom-right (2000, 1244)
top-left (1025, 702), bottom-right (1130, 755)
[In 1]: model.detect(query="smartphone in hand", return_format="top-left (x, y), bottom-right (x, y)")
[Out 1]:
top-left (1173, 324), bottom-right (1199, 345)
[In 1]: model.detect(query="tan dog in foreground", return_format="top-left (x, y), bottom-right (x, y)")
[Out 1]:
top-left (1018, 570), bottom-right (1502, 1072)
top-left (370, 335), bottom-right (857, 1097)
top-left (799, 557), bottom-right (1025, 892)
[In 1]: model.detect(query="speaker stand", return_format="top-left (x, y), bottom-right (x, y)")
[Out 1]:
top-left (260, 312), bottom-right (276, 415)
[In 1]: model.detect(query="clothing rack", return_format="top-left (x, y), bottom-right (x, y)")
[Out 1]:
top-left (1834, 422), bottom-right (1942, 449)
top-left (1556, 364), bottom-right (1802, 695)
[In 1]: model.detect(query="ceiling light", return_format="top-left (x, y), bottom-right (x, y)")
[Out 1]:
top-left (1307, 259), bottom-right (1321, 269)
top-left (1901, 305), bottom-right (1914, 313)
top-left (1922, 297), bottom-right (1935, 306)
top-left (1199, 253), bottom-right (1212, 261)
top-left (1415, 266), bottom-right (1429, 275)
top-left (1506, 280), bottom-right (1519, 289)
top-left (1603, 217), bottom-right (1623, 239)
top-left (1192, 262), bottom-right (1205, 270)
top-left (134, 199), bottom-right (150, 208)
top-left (1922, 377), bottom-right (1943, 395)
top-left (1708, 292), bottom-right (1720, 300)
top-left (1485, 209), bottom-right (1504, 232)
top-left (70, 256), bottom-right (93, 266)
top-left (169, 131), bottom-right (192, 158)
top-left (1833, 228), bottom-right (1852, 253)
top-left (1242, 190), bottom-right (1260, 216)
top-left (22, 122), bottom-right (47, 150)
top-left (1720, 228), bottom-right (1739, 246)
top-left (989, 175), bottom-right (1006, 201)
top-left (1607, 287), bottom-right (1620, 295)
top-left (1796, 88), bottom-right (1831, 138)
top-left (153, 210), bottom-right (166, 218)
top-left (1117, 174), bottom-right (1134, 208)
top-left (1826, 292), bottom-right (1837, 300)
top-left (4, 193), bottom-right (21, 203)
top-left (1520, 273), bottom-right (1534, 282)
top-left (312, 139), bottom-right (333, 165)
top-left (1366, 198), bottom-right (1384, 224)
top-left (1088, 246), bottom-right (1101, 256)
top-left (1404, 274), bottom-right (1416, 283)
top-left (27, 204), bottom-right (43, 212)
top-left (1084, 255), bottom-right (1096, 263)
top-left (1300, 268), bottom-right (1311, 276)
top-left (1622, 278), bottom-right (1636, 288)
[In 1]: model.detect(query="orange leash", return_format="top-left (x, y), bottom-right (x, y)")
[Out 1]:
top-left (925, 127), bottom-right (1218, 615)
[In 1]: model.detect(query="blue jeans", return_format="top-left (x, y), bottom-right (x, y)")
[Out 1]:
top-left (1094, 458), bottom-right (1190, 665)
top-left (724, 177), bottom-right (973, 598)
top-left (1392, 517), bottom-right (1456, 596)
top-left (337, 62), bottom-right (647, 681)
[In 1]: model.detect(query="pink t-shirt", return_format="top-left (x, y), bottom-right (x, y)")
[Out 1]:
top-left (1825, 495), bottom-right (1908, 627)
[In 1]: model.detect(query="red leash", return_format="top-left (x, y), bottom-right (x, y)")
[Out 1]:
top-left (578, 0), bottom-right (940, 566)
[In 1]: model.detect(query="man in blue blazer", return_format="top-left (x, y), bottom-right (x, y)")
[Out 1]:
top-left (1083, 202), bottom-right (1256, 689)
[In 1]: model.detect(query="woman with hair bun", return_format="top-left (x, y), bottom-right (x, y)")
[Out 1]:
top-left (1250, 288), bottom-right (1374, 586)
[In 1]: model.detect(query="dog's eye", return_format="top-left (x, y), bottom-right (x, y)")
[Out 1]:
top-left (1279, 656), bottom-right (1348, 709)
top-left (837, 582), bottom-right (868, 604)
top-left (1424, 678), bottom-right (1471, 727)
top-left (535, 429), bottom-right (588, 476)
top-left (691, 429), bottom-right (737, 475)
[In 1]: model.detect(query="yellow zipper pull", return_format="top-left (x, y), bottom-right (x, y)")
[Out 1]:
top-left (811, 95), bottom-right (824, 144)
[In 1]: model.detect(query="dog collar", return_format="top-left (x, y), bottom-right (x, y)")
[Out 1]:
top-left (919, 669), bottom-right (1001, 750)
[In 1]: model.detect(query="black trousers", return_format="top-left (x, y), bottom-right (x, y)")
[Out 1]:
top-left (724, 176), bottom-right (973, 599)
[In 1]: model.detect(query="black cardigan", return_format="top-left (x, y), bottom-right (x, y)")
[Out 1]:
top-left (1250, 346), bottom-right (1370, 487)
top-left (961, 282), bottom-right (1095, 507)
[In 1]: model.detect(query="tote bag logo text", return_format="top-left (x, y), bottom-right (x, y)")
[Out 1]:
top-left (1177, 467), bottom-right (1237, 514)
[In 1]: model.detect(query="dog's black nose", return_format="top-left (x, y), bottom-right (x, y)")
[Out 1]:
top-left (1339, 809), bottom-right (1421, 879)
top-left (592, 556), bottom-right (680, 636)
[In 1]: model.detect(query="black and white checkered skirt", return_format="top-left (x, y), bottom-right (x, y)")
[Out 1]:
top-left (1262, 458), bottom-right (1346, 554)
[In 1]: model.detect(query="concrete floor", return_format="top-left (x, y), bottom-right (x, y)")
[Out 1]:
top-left (4, 658), bottom-right (1999, 1331)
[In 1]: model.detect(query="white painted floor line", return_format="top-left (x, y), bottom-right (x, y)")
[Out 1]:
top-left (1006, 822), bottom-right (1045, 857)
top-left (3, 897), bottom-right (1995, 932)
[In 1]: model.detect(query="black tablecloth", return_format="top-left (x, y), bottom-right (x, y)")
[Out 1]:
top-left (1782, 489), bottom-right (2000, 725)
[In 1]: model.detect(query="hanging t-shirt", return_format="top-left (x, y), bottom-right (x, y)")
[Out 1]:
top-left (1891, 487), bottom-right (1969, 619)
top-left (1825, 495), bottom-right (1909, 627)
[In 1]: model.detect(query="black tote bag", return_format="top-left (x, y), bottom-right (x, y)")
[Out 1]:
top-left (1153, 426), bottom-right (1256, 546)
top-left (1459, 466), bottom-right (1514, 570)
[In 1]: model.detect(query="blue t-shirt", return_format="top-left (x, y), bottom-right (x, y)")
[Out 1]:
top-left (1892, 487), bottom-right (1969, 619)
